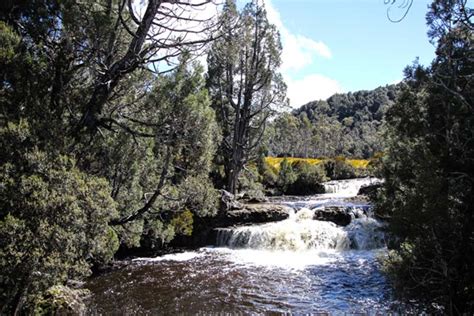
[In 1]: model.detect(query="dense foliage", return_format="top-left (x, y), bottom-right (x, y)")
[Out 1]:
top-left (0, 122), bottom-right (119, 312)
top-left (376, 0), bottom-right (474, 313)
top-left (0, 1), bottom-right (220, 312)
top-left (106, 59), bottom-right (220, 248)
top-left (257, 156), bottom-right (373, 195)
top-left (265, 84), bottom-right (400, 158)
top-left (274, 159), bottom-right (326, 195)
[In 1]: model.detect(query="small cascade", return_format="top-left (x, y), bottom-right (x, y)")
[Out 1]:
top-left (216, 211), bottom-right (349, 251)
top-left (88, 177), bottom-right (397, 314)
top-left (344, 218), bottom-right (385, 249)
top-left (322, 177), bottom-right (382, 197)
top-left (347, 206), bottom-right (367, 219)
top-left (216, 206), bottom-right (385, 251)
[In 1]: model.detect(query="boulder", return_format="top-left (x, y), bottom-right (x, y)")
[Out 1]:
top-left (357, 183), bottom-right (382, 200)
top-left (267, 195), bottom-right (311, 203)
top-left (221, 203), bottom-right (290, 226)
top-left (343, 195), bottom-right (370, 204)
top-left (171, 203), bottom-right (291, 248)
top-left (238, 192), bottom-right (269, 204)
top-left (219, 189), bottom-right (243, 210)
top-left (312, 206), bottom-right (352, 226)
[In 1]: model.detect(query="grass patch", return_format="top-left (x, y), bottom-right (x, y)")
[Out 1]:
top-left (346, 159), bottom-right (370, 169)
top-left (265, 157), bottom-right (370, 171)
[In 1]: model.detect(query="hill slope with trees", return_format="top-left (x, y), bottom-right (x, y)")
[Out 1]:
top-left (266, 84), bottom-right (401, 158)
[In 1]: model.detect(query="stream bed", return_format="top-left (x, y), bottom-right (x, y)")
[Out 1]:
top-left (86, 178), bottom-right (417, 314)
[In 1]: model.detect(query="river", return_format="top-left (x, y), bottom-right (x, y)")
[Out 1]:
top-left (86, 178), bottom-right (416, 314)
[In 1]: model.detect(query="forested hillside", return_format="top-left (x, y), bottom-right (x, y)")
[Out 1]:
top-left (266, 84), bottom-right (401, 158)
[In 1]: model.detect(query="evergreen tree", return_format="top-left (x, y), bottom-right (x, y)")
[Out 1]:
top-left (0, 2), bottom-right (220, 312)
top-left (207, 0), bottom-right (287, 193)
top-left (108, 58), bottom-right (220, 247)
top-left (377, 1), bottom-right (473, 313)
top-left (0, 122), bottom-right (119, 313)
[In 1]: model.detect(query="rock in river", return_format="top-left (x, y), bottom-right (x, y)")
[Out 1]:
top-left (312, 206), bottom-right (353, 226)
top-left (220, 203), bottom-right (291, 226)
top-left (357, 183), bottom-right (383, 200)
top-left (172, 203), bottom-right (291, 248)
top-left (218, 190), bottom-right (288, 226)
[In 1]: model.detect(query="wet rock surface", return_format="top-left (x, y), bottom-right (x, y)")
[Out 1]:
top-left (342, 195), bottom-right (370, 204)
top-left (176, 180), bottom-right (382, 248)
top-left (218, 190), bottom-right (290, 226)
top-left (311, 206), bottom-right (353, 226)
top-left (221, 203), bottom-right (291, 226)
top-left (172, 203), bottom-right (291, 248)
top-left (357, 183), bottom-right (383, 200)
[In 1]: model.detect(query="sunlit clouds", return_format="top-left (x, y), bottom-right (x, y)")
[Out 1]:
top-left (286, 74), bottom-right (343, 108)
top-left (264, 0), bottom-right (343, 108)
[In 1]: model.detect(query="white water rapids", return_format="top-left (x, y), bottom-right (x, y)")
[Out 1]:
top-left (209, 177), bottom-right (385, 268)
top-left (322, 177), bottom-right (382, 197)
top-left (88, 178), bottom-right (417, 314)
top-left (215, 209), bottom-right (384, 252)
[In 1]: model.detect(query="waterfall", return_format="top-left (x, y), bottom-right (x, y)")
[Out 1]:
top-left (216, 207), bottom-right (385, 251)
top-left (345, 217), bottom-right (385, 249)
top-left (322, 177), bottom-right (382, 197)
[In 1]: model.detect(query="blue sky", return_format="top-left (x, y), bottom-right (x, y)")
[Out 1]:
top-left (258, 0), bottom-right (436, 107)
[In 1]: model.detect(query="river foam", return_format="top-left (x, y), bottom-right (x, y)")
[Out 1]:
top-left (87, 178), bottom-right (413, 314)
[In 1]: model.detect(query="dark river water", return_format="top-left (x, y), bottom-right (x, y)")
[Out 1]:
top-left (86, 178), bottom-right (420, 314)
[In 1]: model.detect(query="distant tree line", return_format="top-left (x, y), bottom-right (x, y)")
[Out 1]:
top-left (265, 84), bottom-right (401, 159)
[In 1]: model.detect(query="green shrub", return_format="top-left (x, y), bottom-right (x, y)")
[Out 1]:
top-left (170, 209), bottom-right (194, 236)
top-left (277, 158), bottom-right (298, 194)
top-left (287, 161), bottom-right (327, 195)
top-left (238, 164), bottom-right (266, 199)
top-left (33, 285), bottom-right (89, 315)
top-left (323, 157), bottom-right (358, 180)
top-left (146, 219), bottom-right (175, 248)
top-left (0, 122), bottom-right (118, 313)
top-left (262, 167), bottom-right (278, 188)
top-left (272, 159), bottom-right (327, 195)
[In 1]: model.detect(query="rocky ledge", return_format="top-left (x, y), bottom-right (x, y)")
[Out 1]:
top-left (357, 183), bottom-right (383, 200)
top-left (216, 203), bottom-right (291, 227)
top-left (312, 205), bottom-right (367, 226)
top-left (312, 206), bottom-right (352, 226)
top-left (218, 190), bottom-right (290, 226)
top-left (171, 194), bottom-right (291, 248)
top-left (174, 190), bottom-right (375, 248)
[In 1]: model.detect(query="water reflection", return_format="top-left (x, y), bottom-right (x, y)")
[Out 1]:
top-left (87, 248), bottom-right (409, 314)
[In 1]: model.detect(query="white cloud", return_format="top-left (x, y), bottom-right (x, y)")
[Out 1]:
top-left (287, 74), bottom-right (343, 108)
top-left (264, 0), bottom-right (331, 72)
top-left (263, 0), bottom-right (342, 108)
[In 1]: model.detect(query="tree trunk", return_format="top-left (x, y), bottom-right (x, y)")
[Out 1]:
top-left (226, 150), bottom-right (243, 195)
